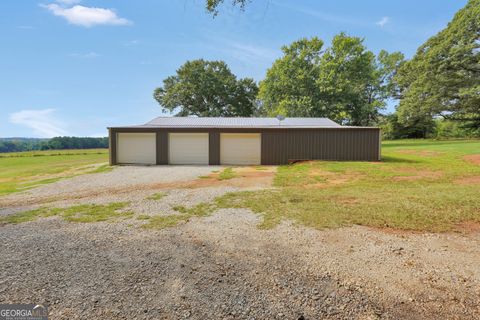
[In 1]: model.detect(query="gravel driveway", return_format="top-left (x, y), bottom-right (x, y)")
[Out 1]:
top-left (1, 166), bottom-right (479, 319)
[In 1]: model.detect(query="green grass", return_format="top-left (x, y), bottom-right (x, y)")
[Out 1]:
top-left (0, 149), bottom-right (109, 196)
top-left (218, 167), bottom-right (237, 180)
top-left (0, 202), bottom-right (132, 224)
top-left (171, 205), bottom-right (188, 213)
top-left (0, 149), bottom-right (108, 158)
top-left (146, 192), bottom-right (166, 200)
top-left (215, 139), bottom-right (480, 232)
top-left (143, 203), bottom-right (216, 229)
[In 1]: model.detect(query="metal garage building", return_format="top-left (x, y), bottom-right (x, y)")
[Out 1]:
top-left (108, 117), bottom-right (381, 165)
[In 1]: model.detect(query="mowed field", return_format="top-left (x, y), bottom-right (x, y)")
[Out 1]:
top-left (0, 149), bottom-right (109, 196)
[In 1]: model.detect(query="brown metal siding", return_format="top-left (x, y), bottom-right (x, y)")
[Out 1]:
top-left (261, 128), bottom-right (380, 164)
top-left (156, 131), bottom-right (168, 165)
top-left (109, 127), bottom-right (380, 165)
top-left (209, 131), bottom-right (220, 165)
top-left (108, 128), bottom-right (116, 166)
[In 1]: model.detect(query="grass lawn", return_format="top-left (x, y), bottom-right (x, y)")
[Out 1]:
top-left (0, 149), bottom-right (109, 196)
top-left (216, 139), bottom-right (480, 232)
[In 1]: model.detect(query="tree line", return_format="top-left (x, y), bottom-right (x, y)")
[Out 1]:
top-left (0, 137), bottom-right (108, 153)
top-left (156, 0), bottom-right (479, 139)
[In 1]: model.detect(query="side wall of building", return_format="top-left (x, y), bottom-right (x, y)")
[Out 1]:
top-left (261, 128), bottom-right (380, 164)
top-left (109, 127), bottom-right (381, 165)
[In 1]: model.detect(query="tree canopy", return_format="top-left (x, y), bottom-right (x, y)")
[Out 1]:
top-left (395, 0), bottom-right (480, 127)
top-left (258, 37), bottom-right (324, 118)
top-left (154, 59), bottom-right (259, 117)
top-left (206, 0), bottom-right (249, 15)
top-left (259, 33), bottom-right (404, 125)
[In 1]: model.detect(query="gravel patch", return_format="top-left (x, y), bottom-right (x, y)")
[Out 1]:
top-left (1, 209), bottom-right (479, 319)
top-left (0, 166), bottom-right (225, 215)
top-left (0, 213), bottom-right (381, 319)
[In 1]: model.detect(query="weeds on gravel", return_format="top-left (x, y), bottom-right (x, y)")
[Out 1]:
top-left (142, 203), bottom-right (216, 229)
top-left (61, 203), bottom-right (133, 222)
top-left (146, 192), bottom-right (166, 200)
top-left (0, 202), bottom-right (133, 224)
top-left (136, 215), bottom-right (151, 220)
top-left (172, 205), bottom-right (188, 213)
top-left (218, 167), bottom-right (237, 180)
top-left (89, 164), bottom-right (113, 174)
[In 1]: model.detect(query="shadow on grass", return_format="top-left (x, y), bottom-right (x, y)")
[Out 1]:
top-left (381, 155), bottom-right (420, 164)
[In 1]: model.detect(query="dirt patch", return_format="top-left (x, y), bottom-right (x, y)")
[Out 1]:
top-left (309, 168), bottom-right (336, 177)
top-left (398, 149), bottom-right (444, 157)
top-left (305, 168), bottom-right (362, 188)
top-left (464, 154), bottom-right (480, 165)
top-left (187, 170), bottom-right (275, 189)
top-left (454, 175), bottom-right (480, 185)
top-left (454, 221), bottom-right (480, 234)
top-left (330, 196), bottom-right (360, 206)
top-left (304, 174), bottom-right (360, 189)
top-left (392, 167), bottom-right (443, 181)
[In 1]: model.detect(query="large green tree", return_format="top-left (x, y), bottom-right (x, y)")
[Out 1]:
top-left (258, 37), bottom-right (324, 117)
top-left (395, 0), bottom-right (480, 127)
top-left (154, 59), bottom-right (259, 117)
top-left (259, 33), bottom-right (404, 125)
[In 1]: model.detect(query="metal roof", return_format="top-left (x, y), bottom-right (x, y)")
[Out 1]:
top-left (113, 117), bottom-right (343, 129)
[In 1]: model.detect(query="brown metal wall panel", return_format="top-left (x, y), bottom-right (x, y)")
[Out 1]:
top-left (156, 131), bottom-right (168, 165)
top-left (261, 128), bottom-right (380, 164)
top-left (108, 128), bottom-right (116, 165)
top-left (209, 130), bottom-right (220, 165)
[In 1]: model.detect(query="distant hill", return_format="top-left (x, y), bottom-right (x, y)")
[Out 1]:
top-left (0, 136), bottom-right (108, 153)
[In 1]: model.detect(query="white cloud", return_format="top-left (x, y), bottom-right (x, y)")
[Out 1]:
top-left (206, 36), bottom-right (279, 63)
top-left (226, 42), bottom-right (279, 62)
top-left (41, 3), bottom-right (132, 27)
top-left (271, 1), bottom-right (364, 26)
top-left (9, 109), bottom-right (68, 138)
top-left (55, 0), bottom-right (81, 5)
top-left (69, 52), bottom-right (101, 58)
top-left (376, 16), bottom-right (390, 27)
top-left (122, 40), bottom-right (139, 46)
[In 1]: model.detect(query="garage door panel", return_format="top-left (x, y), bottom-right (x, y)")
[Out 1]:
top-left (117, 133), bottom-right (156, 165)
top-left (220, 133), bottom-right (261, 165)
top-left (169, 133), bottom-right (209, 165)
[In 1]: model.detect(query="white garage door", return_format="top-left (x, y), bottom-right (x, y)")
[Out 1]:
top-left (220, 133), bottom-right (261, 165)
top-left (117, 133), bottom-right (156, 165)
top-left (169, 133), bottom-right (209, 165)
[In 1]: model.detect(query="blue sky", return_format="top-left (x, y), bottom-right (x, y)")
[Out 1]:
top-left (0, 0), bottom-right (467, 138)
